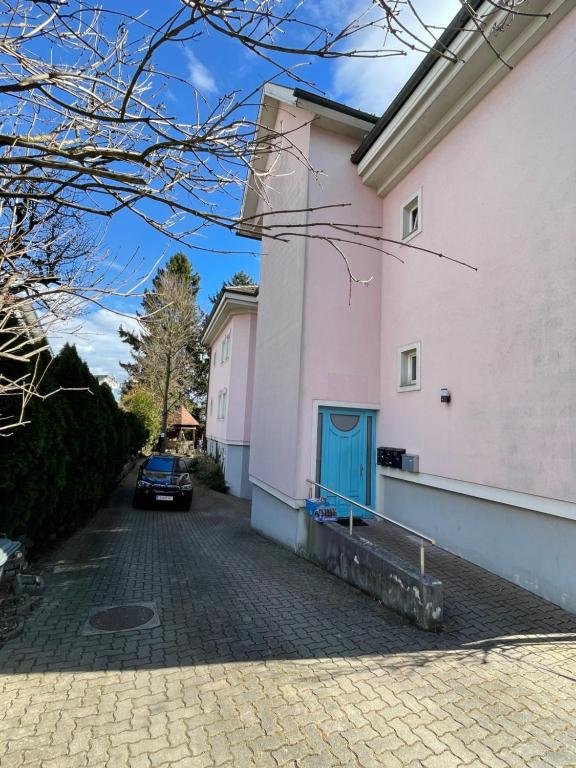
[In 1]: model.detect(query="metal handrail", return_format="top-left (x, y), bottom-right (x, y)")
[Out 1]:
top-left (306, 479), bottom-right (435, 575)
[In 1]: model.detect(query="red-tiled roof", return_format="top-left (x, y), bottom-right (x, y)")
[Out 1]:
top-left (168, 405), bottom-right (199, 427)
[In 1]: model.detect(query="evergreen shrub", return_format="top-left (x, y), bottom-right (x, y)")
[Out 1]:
top-left (190, 454), bottom-right (228, 494)
top-left (0, 344), bottom-right (147, 544)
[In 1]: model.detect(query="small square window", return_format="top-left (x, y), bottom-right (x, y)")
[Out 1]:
top-left (397, 342), bottom-right (421, 392)
top-left (402, 188), bottom-right (422, 241)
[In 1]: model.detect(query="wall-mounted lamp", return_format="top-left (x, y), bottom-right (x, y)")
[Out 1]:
top-left (441, 388), bottom-right (451, 404)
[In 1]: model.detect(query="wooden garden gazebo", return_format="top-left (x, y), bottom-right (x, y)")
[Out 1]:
top-left (167, 405), bottom-right (200, 452)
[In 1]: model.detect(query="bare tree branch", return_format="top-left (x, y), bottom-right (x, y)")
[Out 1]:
top-left (0, 0), bottom-right (544, 430)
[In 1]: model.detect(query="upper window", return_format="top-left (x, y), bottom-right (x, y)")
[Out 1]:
top-left (330, 414), bottom-right (360, 432)
top-left (217, 388), bottom-right (228, 419)
top-left (397, 342), bottom-right (421, 392)
top-left (220, 331), bottom-right (231, 363)
top-left (402, 188), bottom-right (422, 241)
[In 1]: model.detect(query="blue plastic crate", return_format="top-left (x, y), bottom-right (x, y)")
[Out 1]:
top-left (305, 497), bottom-right (327, 514)
top-left (305, 498), bottom-right (337, 523)
top-left (313, 507), bottom-right (337, 523)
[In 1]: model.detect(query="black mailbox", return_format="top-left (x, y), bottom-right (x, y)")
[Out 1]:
top-left (377, 447), bottom-right (406, 469)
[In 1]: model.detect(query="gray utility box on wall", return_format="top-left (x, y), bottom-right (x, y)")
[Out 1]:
top-left (401, 454), bottom-right (419, 473)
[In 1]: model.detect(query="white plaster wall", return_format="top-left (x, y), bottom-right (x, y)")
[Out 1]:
top-left (378, 9), bottom-right (576, 502)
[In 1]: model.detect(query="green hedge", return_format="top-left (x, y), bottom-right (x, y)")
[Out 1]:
top-left (0, 344), bottom-right (146, 542)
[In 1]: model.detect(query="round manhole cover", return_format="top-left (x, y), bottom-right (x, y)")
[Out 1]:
top-left (89, 605), bottom-right (155, 632)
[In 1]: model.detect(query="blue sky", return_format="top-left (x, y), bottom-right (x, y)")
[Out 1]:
top-left (51, 0), bottom-right (460, 384)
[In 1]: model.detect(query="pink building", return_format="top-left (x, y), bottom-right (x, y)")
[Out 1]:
top-left (202, 286), bottom-right (258, 498)
top-left (237, 0), bottom-right (576, 612)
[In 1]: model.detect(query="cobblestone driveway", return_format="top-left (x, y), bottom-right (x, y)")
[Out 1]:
top-left (1, 468), bottom-right (576, 768)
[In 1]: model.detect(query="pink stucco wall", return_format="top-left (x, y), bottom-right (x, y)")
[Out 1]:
top-left (249, 107), bottom-right (383, 500)
top-left (378, 8), bottom-right (576, 501)
top-left (250, 8), bottom-right (575, 507)
top-left (206, 313), bottom-right (256, 445)
top-left (249, 105), bottom-right (311, 497)
top-left (295, 125), bottom-right (384, 498)
top-left (228, 313), bottom-right (257, 443)
top-left (206, 321), bottom-right (232, 443)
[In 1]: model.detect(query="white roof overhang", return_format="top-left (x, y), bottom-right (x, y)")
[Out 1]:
top-left (357, 0), bottom-right (573, 196)
top-left (201, 291), bottom-right (258, 347)
top-left (238, 84), bottom-right (377, 239)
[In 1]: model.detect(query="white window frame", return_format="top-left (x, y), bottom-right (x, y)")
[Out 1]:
top-left (217, 388), bottom-right (228, 419)
top-left (220, 331), bottom-right (231, 364)
top-left (401, 187), bottom-right (422, 242)
top-left (397, 341), bottom-right (421, 392)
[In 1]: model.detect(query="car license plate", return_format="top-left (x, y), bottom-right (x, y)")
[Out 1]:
top-left (156, 495), bottom-right (173, 502)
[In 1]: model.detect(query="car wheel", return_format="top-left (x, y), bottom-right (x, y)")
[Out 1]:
top-left (132, 492), bottom-right (144, 509)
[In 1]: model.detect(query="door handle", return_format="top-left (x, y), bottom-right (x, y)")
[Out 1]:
top-left (360, 464), bottom-right (364, 477)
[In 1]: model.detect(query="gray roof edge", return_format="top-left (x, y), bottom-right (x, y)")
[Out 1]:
top-left (293, 88), bottom-right (379, 125)
top-left (201, 285), bottom-right (259, 345)
top-left (351, 0), bottom-right (485, 165)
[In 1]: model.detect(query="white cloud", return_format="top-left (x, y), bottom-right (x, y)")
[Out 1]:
top-left (50, 309), bottom-right (141, 385)
top-left (184, 49), bottom-right (218, 94)
top-left (331, 0), bottom-right (461, 114)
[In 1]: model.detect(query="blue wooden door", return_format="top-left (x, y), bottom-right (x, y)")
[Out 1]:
top-left (317, 408), bottom-right (375, 518)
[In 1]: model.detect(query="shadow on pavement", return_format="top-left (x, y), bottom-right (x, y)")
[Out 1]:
top-left (1, 466), bottom-right (576, 682)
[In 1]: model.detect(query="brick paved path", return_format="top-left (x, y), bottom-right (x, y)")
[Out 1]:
top-left (1, 468), bottom-right (576, 768)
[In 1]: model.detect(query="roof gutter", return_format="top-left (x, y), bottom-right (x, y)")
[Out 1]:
top-left (351, 0), bottom-right (485, 165)
top-left (293, 88), bottom-right (378, 125)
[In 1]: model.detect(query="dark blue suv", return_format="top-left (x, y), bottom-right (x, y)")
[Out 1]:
top-left (133, 455), bottom-right (193, 510)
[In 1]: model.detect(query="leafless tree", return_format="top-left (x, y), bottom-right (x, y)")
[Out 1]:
top-left (0, 0), bottom-right (547, 431)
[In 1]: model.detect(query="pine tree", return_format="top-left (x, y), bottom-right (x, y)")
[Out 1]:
top-left (208, 270), bottom-right (254, 304)
top-left (120, 252), bottom-right (203, 450)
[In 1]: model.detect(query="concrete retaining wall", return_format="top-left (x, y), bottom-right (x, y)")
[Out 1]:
top-left (303, 516), bottom-right (443, 631)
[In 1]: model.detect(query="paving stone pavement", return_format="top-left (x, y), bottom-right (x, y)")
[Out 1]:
top-left (1, 467), bottom-right (576, 768)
